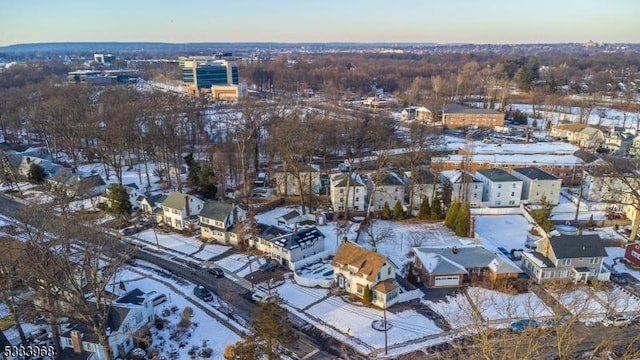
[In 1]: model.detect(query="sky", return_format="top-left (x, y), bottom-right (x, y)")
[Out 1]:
top-left (1, 0), bottom-right (639, 46)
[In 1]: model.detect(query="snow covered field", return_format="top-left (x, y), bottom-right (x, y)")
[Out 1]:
top-left (552, 289), bottom-right (608, 319)
top-left (474, 215), bottom-right (532, 251)
top-left (134, 229), bottom-right (230, 260)
top-left (467, 287), bottom-right (553, 324)
top-left (276, 279), bottom-right (329, 310)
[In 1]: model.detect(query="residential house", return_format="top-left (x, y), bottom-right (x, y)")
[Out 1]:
top-left (330, 173), bottom-right (367, 213)
top-left (331, 241), bottom-right (399, 309)
top-left (400, 106), bottom-right (431, 121)
top-left (413, 246), bottom-right (521, 288)
top-left (439, 169), bottom-right (484, 208)
top-left (622, 194), bottom-right (639, 239)
top-left (403, 168), bottom-right (441, 216)
top-left (427, 104), bottom-right (505, 128)
top-left (254, 224), bottom-right (325, 269)
top-left (160, 192), bottom-right (204, 230)
top-left (520, 234), bottom-right (610, 284)
top-left (551, 123), bottom-right (588, 141)
top-left (199, 200), bottom-right (236, 244)
top-left (48, 167), bottom-right (107, 199)
top-left (581, 158), bottom-right (640, 202)
top-left (623, 242), bottom-right (640, 267)
top-left (58, 289), bottom-right (155, 360)
top-left (101, 183), bottom-right (141, 210)
top-left (138, 193), bottom-right (167, 215)
top-left (511, 167), bottom-right (562, 205)
top-left (475, 168), bottom-right (523, 207)
top-left (630, 135), bottom-right (640, 157)
top-left (15, 155), bottom-right (59, 178)
top-left (273, 164), bottom-right (321, 196)
top-left (603, 128), bottom-right (635, 154)
top-left (366, 171), bottom-right (404, 212)
top-left (276, 210), bottom-right (300, 226)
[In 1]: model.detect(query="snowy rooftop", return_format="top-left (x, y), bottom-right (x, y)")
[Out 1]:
top-left (434, 153), bottom-right (584, 165)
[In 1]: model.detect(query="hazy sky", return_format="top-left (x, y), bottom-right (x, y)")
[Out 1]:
top-left (1, 0), bottom-right (639, 46)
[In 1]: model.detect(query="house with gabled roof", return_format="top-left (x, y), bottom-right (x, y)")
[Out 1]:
top-left (413, 246), bottom-right (521, 288)
top-left (521, 234), bottom-right (610, 284)
top-left (581, 157), bottom-right (640, 202)
top-left (276, 209), bottom-right (300, 226)
top-left (331, 240), bottom-right (399, 308)
top-left (439, 169), bottom-right (483, 208)
top-left (199, 200), bottom-right (237, 245)
top-left (366, 170), bottom-right (404, 212)
top-left (100, 183), bottom-right (141, 211)
top-left (58, 289), bottom-right (154, 360)
top-left (330, 173), bottom-right (367, 213)
top-left (48, 167), bottom-right (106, 199)
top-left (273, 163), bottom-right (321, 196)
top-left (511, 167), bottom-right (562, 205)
top-left (475, 168), bottom-right (523, 207)
top-left (160, 192), bottom-right (204, 231)
top-left (254, 223), bottom-right (325, 269)
top-left (403, 169), bottom-right (441, 215)
top-left (603, 128), bottom-right (635, 154)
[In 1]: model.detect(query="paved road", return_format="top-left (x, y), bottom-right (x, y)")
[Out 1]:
top-left (0, 193), bottom-right (350, 360)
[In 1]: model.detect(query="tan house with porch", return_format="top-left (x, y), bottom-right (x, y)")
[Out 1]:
top-left (331, 241), bottom-right (399, 308)
top-left (520, 234), bottom-right (610, 284)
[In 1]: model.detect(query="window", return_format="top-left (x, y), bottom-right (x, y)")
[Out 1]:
top-left (511, 192), bottom-right (515, 196)
top-left (560, 259), bottom-right (571, 266)
top-left (498, 184), bottom-right (502, 189)
top-left (356, 188), bottom-right (360, 193)
top-left (497, 192), bottom-right (501, 197)
top-left (339, 189), bottom-right (344, 194)
top-left (513, 183), bottom-right (516, 188)
top-left (387, 267), bottom-right (391, 275)
top-left (357, 285), bottom-right (364, 294)
top-left (355, 197), bottom-right (359, 202)
top-left (589, 258), bottom-right (598, 264)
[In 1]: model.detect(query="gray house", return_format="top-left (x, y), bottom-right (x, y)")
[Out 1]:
top-left (521, 234), bottom-right (610, 284)
top-left (254, 224), bottom-right (325, 270)
top-left (199, 200), bottom-right (237, 245)
top-left (511, 167), bottom-right (562, 205)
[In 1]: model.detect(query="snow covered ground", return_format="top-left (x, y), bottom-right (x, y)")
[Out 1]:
top-left (474, 215), bottom-right (533, 251)
top-left (423, 292), bottom-right (477, 329)
top-left (276, 279), bottom-right (329, 310)
top-left (134, 229), bottom-right (230, 260)
top-left (509, 103), bottom-right (640, 130)
top-left (467, 287), bottom-right (553, 324)
top-left (551, 289), bottom-right (608, 320)
top-left (605, 247), bottom-right (640, 281)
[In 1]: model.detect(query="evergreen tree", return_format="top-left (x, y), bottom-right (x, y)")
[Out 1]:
top-left (585, 214), bottom-right (595, 228)
top-left (362, 284), bottom-right (372, 304)
top-left (430, 196), bottom-right (442, 220)
top-left (455, 202), bottom-right (471, 237)
top-left (105, 183), bottom-right (132, 218)
top-left (250, 295), bottom-right (297, 359)
top-left (531, 195), bottom-right (554, 232)
top-left (393, 200), bottom-right (404, 220)
top-left (27, 163), bottom-right (46, 184)
top-left (381, 201), bottom-right (392, 220)
top-left (418, 197), bottom-right (431, 220)
top-left (445, 200), bottom-right (460, 229)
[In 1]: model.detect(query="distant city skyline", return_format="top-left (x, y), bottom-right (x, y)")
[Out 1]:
top-left (1, 0), bottom-right (639, 46)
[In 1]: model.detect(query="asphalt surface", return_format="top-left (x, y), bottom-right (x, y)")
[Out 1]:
top-left (0, 193), bottom-right (352, 360)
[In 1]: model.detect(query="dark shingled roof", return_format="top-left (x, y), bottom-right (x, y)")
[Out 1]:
top-left (549, 234), bottom-right (608, 259)
top-left (268, 226), bottom-right (324, 250)
top-left (512, 167), bottom-right (560, 181)
top-left (573, 150), bottom-right (599, 164)
top-left (115, 288), bottom-right (146, 306)
top-left (477, 168), bottom-right (521, 182)
top-left (412, 168), bottom-right (437, 184)
top-left (199, 200), bottom-right (233, 222)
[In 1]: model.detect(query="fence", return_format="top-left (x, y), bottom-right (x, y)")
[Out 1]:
top-left (293, 272), bottom-right (333, 288)
top-left (291, 249), bottom-right (333, 271)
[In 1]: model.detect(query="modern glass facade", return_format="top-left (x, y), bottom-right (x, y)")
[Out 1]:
top-left (181, 62), bottom-right (239, 89)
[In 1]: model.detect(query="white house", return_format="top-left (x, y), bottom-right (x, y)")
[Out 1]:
top-left (630, 135), bottom-right (640, 157)
top-left (581, 158), bottom-right (640, 202)
top-left (366, 171), bottom-right (404, 211)
top-left (254, 224), bottom-right (325, 270)
top-left (331, 241), bottom-right (399, 309)
top-left (403, 168), bottom-right (441, 215)
top-left (58, 289), bottom-right (155, 360)
top-left (330, 173), bottom-right (367, 213)
top-left (511, 167), bottom-right (562, 205)
top-left (439, 169), bottom-right (484, 208)
top-left (101, 183), bottom-right (141, 210)
top-left (273, 163), bottom-right (321, 196)
top-left (160, 192), bottom-right (204, 230)
top-left (475, 168), bottom-right (523, 207)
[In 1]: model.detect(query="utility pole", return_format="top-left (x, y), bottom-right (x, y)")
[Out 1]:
top-left (383, 306), bottom-right (388, 355)
top-left (575, 165), bottom-right (585, 222)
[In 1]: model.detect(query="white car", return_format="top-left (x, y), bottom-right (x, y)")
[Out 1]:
top-left (600, 315), bottom-right (630, 327)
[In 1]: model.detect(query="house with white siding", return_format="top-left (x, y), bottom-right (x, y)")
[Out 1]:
top-left (511, 167), bottom-right (562, 205)
top-left (475, 168), bottom-right (523, 207)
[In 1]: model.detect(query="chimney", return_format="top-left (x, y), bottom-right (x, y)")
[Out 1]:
top-left (70, 330), bottom-right (83, 353)
top-left (452, 246), bottom-right (458, 254)
top-left (185, 195), bottom-right (190, 217)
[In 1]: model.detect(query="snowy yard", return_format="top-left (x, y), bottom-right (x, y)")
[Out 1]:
top-left (423, 292), bottom-right (477, 329)
top-left (276, 280), bottom-right (328, 310)
top-left (134, 229), bottom-right (230, 260)
top-left (305, 297), bottom-right (441, 349)
top-left (551, 289), bottom-right (608, 319)
top-left (605, 247), bottom-right (640, 281)
top-left (467, 287), bottom-right (553, 324)
top-left (474, 215), bottom-right (533, 251)
top-left (594, 285), bottom-right (640, 314)
top-left (214, 253), bottom-right (253, 273)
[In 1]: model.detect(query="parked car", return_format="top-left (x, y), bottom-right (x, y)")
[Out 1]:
top-left (258, 260), bottom-right (277, 272)
top-left (208, 267), bottom-right (224, 278)
top-left (251, 292), bottom-right (275, 303)
top-left (510, 319), bottom-right (539, 332)
top-left (118, 226), bottom-right (138, 236)
top-left (148, 291), bottom-right (167, 306)
top-left (600, 314), bottom-right (630, 327)
top-left (193, 286), bottom-right (213, 302)
top-left (610, 273), bottom-right (628, 285)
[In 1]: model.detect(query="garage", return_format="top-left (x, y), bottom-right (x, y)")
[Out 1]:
top-left (433, 275), bottom-right (461, 287)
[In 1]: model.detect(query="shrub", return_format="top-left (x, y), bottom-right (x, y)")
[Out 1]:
top-left (182, 306), bottom-right (193, 319)
top-left (393, 200), bottom-right (404, 220)
top-left (178, 317), bottom-right (191, 329)
top-left (199, 348), bottom-right (213, 358)
top-left (444, 201), bottom-right (460, 229)
top-left (418, 197), bottom-right (431, 220)
top-left (381, 202), bottom-right (392, 220)
top-left (362, 285), bottom-right (372, 304)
